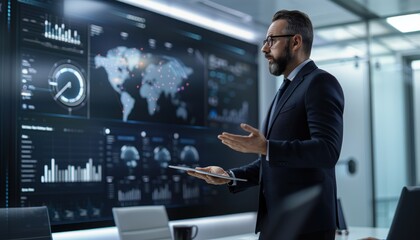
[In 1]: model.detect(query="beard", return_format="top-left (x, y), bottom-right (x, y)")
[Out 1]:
top-left (269, 42), bottom-right (292, 76)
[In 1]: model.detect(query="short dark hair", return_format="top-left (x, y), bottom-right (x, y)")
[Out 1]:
top-left (272, 10), bottom-right (313, 56)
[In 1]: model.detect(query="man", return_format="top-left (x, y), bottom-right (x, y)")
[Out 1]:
top-left (188, 10), bottom-right (344, 240)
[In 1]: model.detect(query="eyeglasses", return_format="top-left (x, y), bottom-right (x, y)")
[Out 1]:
top-left (262, 34), bottom-right (295, 47)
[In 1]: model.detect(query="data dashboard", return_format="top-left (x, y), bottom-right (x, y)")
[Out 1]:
top-left (3, 0), bottom-right (260, 231)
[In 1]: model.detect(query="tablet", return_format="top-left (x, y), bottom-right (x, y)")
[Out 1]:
top-left (168, 165), bottom-right (247, 182)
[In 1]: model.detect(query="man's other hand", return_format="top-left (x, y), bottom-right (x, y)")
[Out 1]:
top-left (218, 123), bottom-right (267, 155)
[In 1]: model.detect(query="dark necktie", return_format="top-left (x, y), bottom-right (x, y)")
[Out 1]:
top-left (268, 78), bottom-right (291, 125)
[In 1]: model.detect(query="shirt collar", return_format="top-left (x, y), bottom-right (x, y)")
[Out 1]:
top-left (285, 59), bottom-right (311, 81)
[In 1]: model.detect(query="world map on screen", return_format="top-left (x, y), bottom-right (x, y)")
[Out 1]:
top-left (95, 46), bottom-right (193, 122)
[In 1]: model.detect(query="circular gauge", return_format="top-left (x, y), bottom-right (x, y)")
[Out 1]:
top-left (49, 61), bottom-right (86, 107)
top-left (120, 145), bottom-right (140, 168)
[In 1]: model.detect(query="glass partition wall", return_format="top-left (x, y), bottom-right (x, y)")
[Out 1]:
top-left (369, 18), bottom-right (420, 227)
top-left (312, 14), bottom-right (420, 227)
top-left (312, 22), bottom-right (373, 227)
top-left (413, 60), bottom-right (420, 187)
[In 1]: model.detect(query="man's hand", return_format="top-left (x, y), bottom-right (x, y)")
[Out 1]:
top-left (187, 166), bottom-right (231, 185)
top-left (217, 123), bottom-right (267, 155)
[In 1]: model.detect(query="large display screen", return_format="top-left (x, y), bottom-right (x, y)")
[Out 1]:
top-left (0, 0), bottom-right (8, 209)
top-left (5, 0), bottom-right (259, 231)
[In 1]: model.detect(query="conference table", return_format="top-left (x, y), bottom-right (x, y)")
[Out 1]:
top-left (52, 225), bottom-right (389, 240)
top-left (210, 227), bottom-right (389, 240)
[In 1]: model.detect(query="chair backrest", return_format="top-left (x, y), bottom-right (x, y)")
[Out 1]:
top-left (0, 206), bottom-right (52, 240)
top-left (113, 205), bottom-right (172, 240)
top-left (387, 186), bottom-right (420, 240)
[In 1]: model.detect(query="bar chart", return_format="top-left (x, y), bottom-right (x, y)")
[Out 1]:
top-left (152, 184), bottom-right (172, 201)
top-left (41, 158), bottom-right (102, 183)
top-left (118, 188), bottom-right (141, 202)
top-left (44, 20), bottom-right (81, 45)
top-left (182, 183), bottom-right (200, 199)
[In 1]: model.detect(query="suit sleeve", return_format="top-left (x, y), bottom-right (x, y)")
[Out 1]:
top-left (267, 73), bottom-right (344, 168)
top-left (228, 158), bottom-right (261, 193)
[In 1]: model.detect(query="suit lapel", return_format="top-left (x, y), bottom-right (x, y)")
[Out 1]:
top-left (266, 61), bottom-right (318, 137)
top-left (262, 93), bottom-right (277, 136)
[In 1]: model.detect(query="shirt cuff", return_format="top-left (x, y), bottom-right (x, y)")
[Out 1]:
top-left (265, 140), bottom-right (270, 161)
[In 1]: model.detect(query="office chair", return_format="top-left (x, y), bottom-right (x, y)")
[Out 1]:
top-left (113, 205), bottom-right (172, 240)
top-left (386, 186), bottom-right (420, 240)
top-left (0, 206), bottom-right (52, 240)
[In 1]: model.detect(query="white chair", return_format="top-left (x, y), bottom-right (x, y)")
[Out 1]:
top-left (112, 205), bottom-right (172, 240)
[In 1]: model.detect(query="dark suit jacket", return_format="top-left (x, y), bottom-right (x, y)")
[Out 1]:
top-left (229, 61), bottom-right (345, 236)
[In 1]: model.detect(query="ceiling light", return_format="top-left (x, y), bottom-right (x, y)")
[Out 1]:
top-left (412, 60), bottom-right (420, 70)
top-left (121, 0), bottom-right (257, 42)
top-left (198, 0), bottom-right (253, 22)
top-left (386, 13), bottom-right (420, 33)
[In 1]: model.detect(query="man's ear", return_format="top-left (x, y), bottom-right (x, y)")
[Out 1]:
top-left (291, 34), bottom-right (302, 51)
